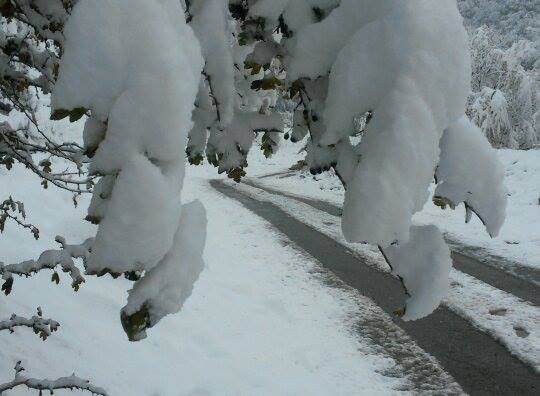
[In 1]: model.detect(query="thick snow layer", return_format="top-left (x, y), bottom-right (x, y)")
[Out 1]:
top-left (285, 0), bottom-right (476, 255)
top-left (191, 0), bottom-right (235, 126)
top-left (51, 0), bottom-right (206, 332)
top-left (284, 0), bottom-right (482, 265)
top-left (322, 1), bottom-right (469, 144)
top-left (54, 0), bottom-right (202, 172)
top-left (1, 163), bottom-right (422, 395)
top-left (325, 1), bottom-right (470, 248)
top-left (435, 117), bottom-right (507, 237)
top-left (87, 155), bottom-right (183, 274)
top-left (287, 0), bottom-right (389, 81)
top-left (341, 83), bottom-right (441, 246)
top-left (383, 226), bottom-right (452, 321)
top-left (53, 0), bottom-right (202, 125)
top-left (123, 200), bottom-right (207, 334)
top-left (282, 0), bottom-right (316, 34)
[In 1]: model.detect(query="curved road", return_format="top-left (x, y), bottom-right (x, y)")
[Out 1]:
top-left (211, 179), bottom-right (539, 396)
top-left (243, 178), bottom-right (540, 303)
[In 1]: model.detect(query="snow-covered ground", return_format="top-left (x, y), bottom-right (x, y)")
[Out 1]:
top-left (228, 136), bottom-right (540, 371)
top-left (2, 133), bottom-right (538, 393)
top-left (1, 160), bottom-right (454, 394)
top-left (230, 176), bottom-right (539, 371)
top-left (246, 138), bottom-right (540, 273)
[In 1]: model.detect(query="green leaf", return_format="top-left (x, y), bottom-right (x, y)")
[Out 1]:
top-left (69, 107), bottom-right (87, 122)
top-left (51, 272), bottom-right (60, 284)
top-left (84, 215), bottom-right (101, 225)
top-left (121, 305), bottom-right (151, 342)
top-left (50, 109), bottom-right (70, 121)
top-left (251, 77), bottom-right (283, 91)
top-left (433, 195), bottom-right (456, 210)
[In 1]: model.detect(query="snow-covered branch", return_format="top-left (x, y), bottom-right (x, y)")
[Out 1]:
top-left (1, 0), bottom-right (93, 197)
top-left (0, 117), bottom-right (94, 195)
top-left (0, 195), bottom-right (39, 238)
top-left (0, 0), bottom-right (509, 339)
top-left (0, 307), bottom-right (59, 340)
top-left (0, 236), bottom-right (91, 295)
top-left (466, 25), bottom-right (538, 148)
top-left (0, 361), bottom-right (107, 395)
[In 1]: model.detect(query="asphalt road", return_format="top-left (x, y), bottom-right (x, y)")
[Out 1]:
top-left (242, 178), bottom-right (540, 303)
top-left (211, 179), bottom-right (539, 396)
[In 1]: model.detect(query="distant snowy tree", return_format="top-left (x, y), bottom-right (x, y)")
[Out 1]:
top-left (469, 88), bottom-right (512, 148)
top-left (467, 26), bottom-right (538, 148)
top-left (458, 0), bottom-right (539, 44)
top-left (1, 0), bottom-right (507, 354)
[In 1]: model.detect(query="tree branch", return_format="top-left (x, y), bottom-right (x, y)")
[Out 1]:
top-left (0, 307), bottom-right (59, 340)
top-left (0, 361), bottom-right (107, 395)
top-left (0, 236), bottom-right (93, 295)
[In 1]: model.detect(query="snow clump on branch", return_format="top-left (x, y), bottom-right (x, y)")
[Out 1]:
top-left (52, 0), bottom-right (206, 340)
top-left (48, 0), bottom-right (507, 334)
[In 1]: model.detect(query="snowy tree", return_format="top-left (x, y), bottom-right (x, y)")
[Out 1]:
top-left (467, 26), bottom-right (538, 148)
top-left (458, 0), bottom-right (539, 44)
top-left (0, 360), bottom-right (107, 395)
top-left (1, 0), bottom-right (507, 349)
top-left (468, 88), bottom-right (512, 148)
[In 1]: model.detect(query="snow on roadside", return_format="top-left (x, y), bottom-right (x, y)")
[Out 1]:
top-left (246, 138), bottom-right (540, 273)
top-left (448, 271), bottom-right (540, 371)
top-left (228, 180), bottom-right (540, 371)
top-left (2, 162), bottom-right (419, 395)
